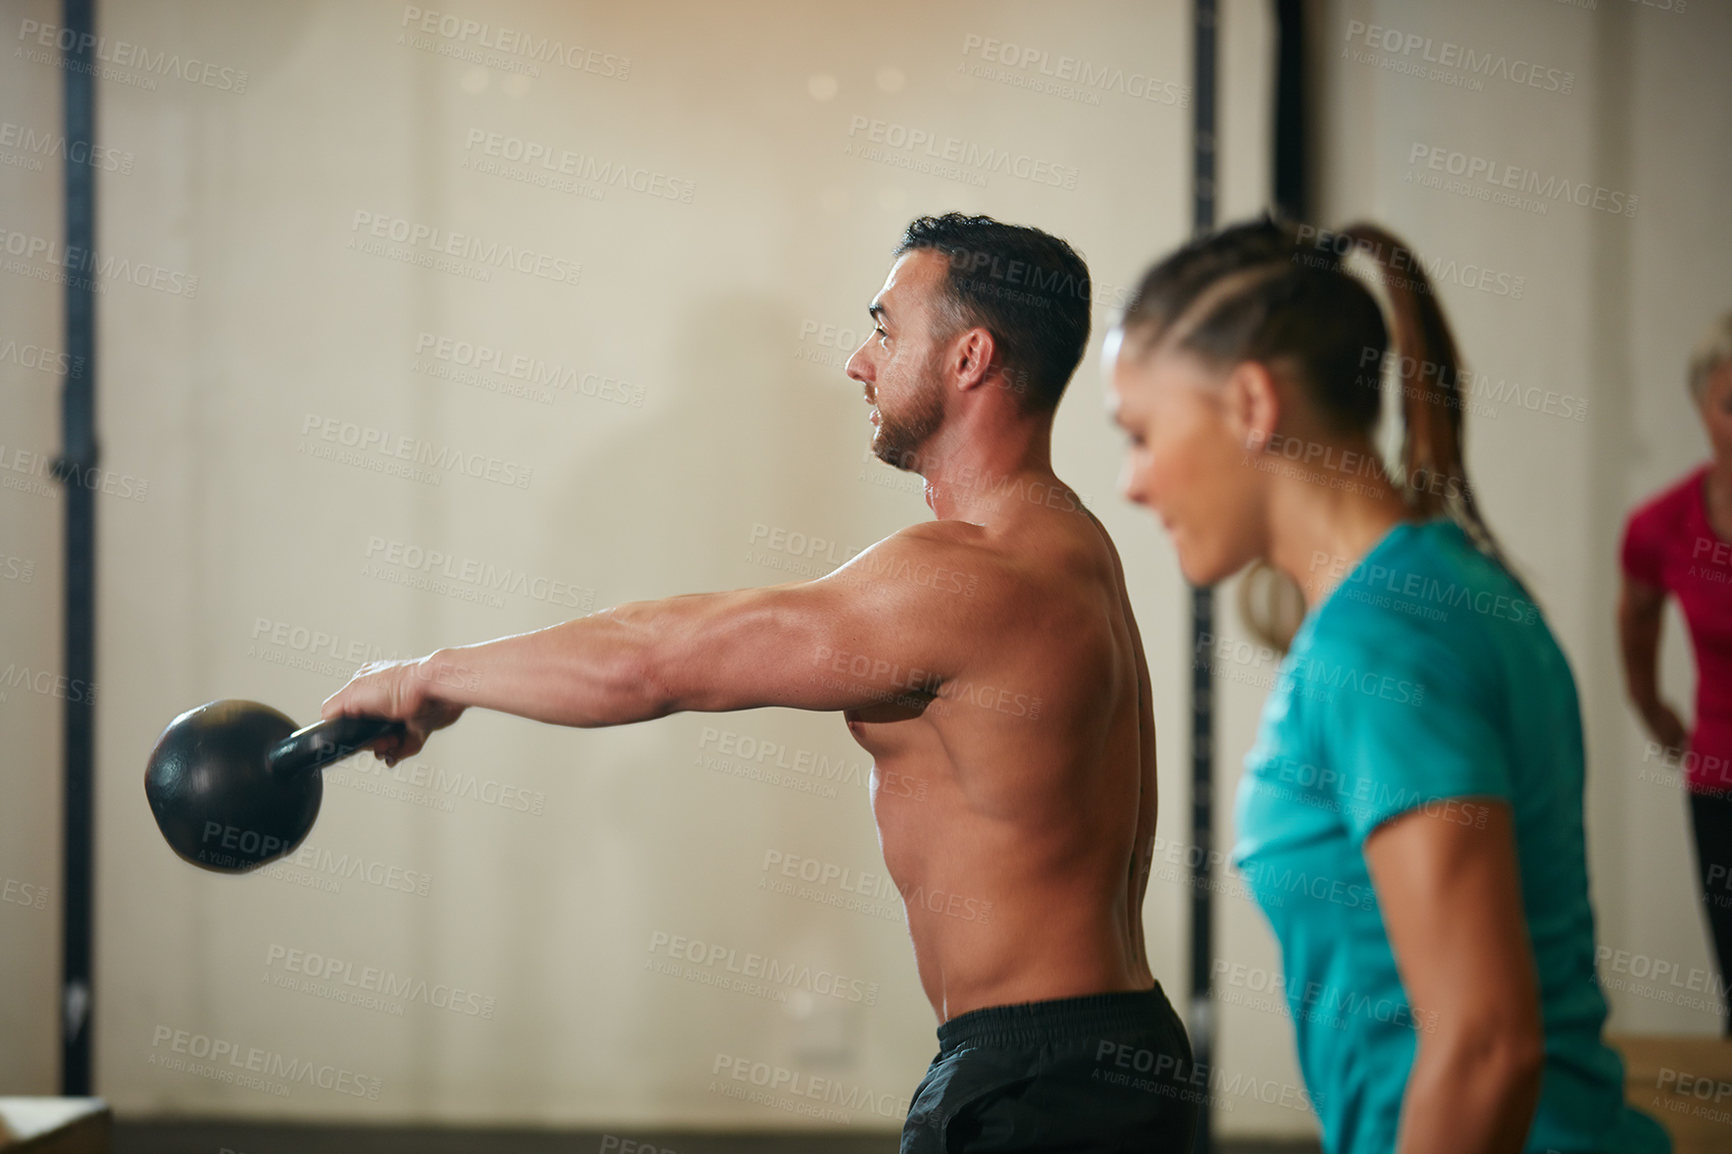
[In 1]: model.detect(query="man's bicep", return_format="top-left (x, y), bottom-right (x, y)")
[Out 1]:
top-left (650, 540), bottom-right (967, 714)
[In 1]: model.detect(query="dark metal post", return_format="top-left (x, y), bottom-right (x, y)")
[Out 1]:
top-left (1274, 0), bottom-right (1310, 221)
top-left (1189, 2), bottom-right (1218, 1151)
top-left (53, 0), bottom-right (99, 1097)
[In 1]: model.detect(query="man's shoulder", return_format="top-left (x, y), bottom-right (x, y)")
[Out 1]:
top-left (890, 519), bottom-right (985, 548)
top-left (844, 522), bottom-right (1008, 610)
top-left (847, 519), bottom-right (1078, 611)
top-left (885, 515), bottom-right (1107, 586)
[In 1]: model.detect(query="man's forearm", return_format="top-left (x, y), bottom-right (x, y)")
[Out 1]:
top-left (423, 603), bottom-right (674, 728)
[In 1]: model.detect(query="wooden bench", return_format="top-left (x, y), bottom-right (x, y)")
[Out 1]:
top-left (1610, 1034), bottom-right (1732, 1154)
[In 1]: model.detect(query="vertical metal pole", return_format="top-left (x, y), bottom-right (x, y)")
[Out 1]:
top-left (1273, 0), bottom-right (1310, 222)
top-left (54, 0), bottom-right (99, 1098)
top-left (1189, 2), bottom-right (1217, 1151)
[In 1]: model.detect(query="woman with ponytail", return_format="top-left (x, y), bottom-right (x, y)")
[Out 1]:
top-left (1105, 217), bottom-right (1668, 1154)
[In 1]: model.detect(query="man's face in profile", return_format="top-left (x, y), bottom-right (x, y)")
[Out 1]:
top-left (847, 250), bottom-right (954, 472)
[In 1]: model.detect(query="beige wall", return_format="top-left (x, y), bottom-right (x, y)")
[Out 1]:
top-left (0, 0), bottom-right (70, 1102)
top-left (1, 0), bottom-right (1280, 1135)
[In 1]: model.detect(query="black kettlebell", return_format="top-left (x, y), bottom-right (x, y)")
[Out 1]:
top-left (144, 700), bottom-right (403, 874)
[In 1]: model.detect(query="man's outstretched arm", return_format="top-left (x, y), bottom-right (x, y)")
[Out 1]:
top-left (321, 523), bottom-right (988, 759)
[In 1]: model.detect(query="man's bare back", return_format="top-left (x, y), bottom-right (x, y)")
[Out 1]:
top-left (831, 487), bottom-right (1158, 1023)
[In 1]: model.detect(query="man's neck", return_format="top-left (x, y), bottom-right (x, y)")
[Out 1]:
top-left (914, 417), bottom-right (1063, 524)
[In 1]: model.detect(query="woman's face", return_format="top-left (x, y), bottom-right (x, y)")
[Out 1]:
top-left (1700, 360), bottom-right (1732, 465)
top-left (1106, 330), bottom-right (1269, 586)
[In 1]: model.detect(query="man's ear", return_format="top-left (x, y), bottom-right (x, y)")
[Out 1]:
top-left (1224, 360), bottom-right (1281, 451)
top-left (951, 326), bottom-right (996, 391)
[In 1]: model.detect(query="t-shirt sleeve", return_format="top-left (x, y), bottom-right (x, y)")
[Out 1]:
top-left (1316, 625), bottom-right (1514, 846)
top-left (1619, 501), bottom-right (1668, 588)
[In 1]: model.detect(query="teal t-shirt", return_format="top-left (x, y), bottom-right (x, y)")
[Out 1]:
top-left (1231, 519), bottom-right (1669, 1154)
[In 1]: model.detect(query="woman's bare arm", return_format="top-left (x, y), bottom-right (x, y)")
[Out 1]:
top-left (1617, 574), bottom-right (1687, 751)
top-left (1364, 801), bottom-right (1545, 1154)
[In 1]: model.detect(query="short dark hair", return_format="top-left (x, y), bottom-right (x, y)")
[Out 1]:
top-left (894, 213), bottom-right (1091, 412)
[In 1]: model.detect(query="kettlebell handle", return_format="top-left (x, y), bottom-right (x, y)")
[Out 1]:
top-left (269, 715), bottom-right (404, 779)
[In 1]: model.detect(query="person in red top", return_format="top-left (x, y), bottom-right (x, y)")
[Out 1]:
top-left (1619, 310), bottom-right (1732, 1033)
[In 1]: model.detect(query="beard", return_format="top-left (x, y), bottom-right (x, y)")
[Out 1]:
top-left (870, 355), bottom-right (947, 473)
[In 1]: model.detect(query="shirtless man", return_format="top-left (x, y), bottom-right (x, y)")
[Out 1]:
top-left (323, 213), bottom-right (1198, 1151)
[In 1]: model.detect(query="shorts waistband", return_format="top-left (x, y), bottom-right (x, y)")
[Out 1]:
top-left (937, 984), bottom-right (1176, 1053)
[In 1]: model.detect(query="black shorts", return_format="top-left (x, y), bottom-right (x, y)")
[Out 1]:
top-left (900, 983), bottom-right (1200, 1153)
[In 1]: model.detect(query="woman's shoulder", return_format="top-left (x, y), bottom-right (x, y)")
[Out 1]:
top-left (1306, 519), bottom-right (1545, 680)
top-left (1319, 518), bottom-right (1529, 619)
